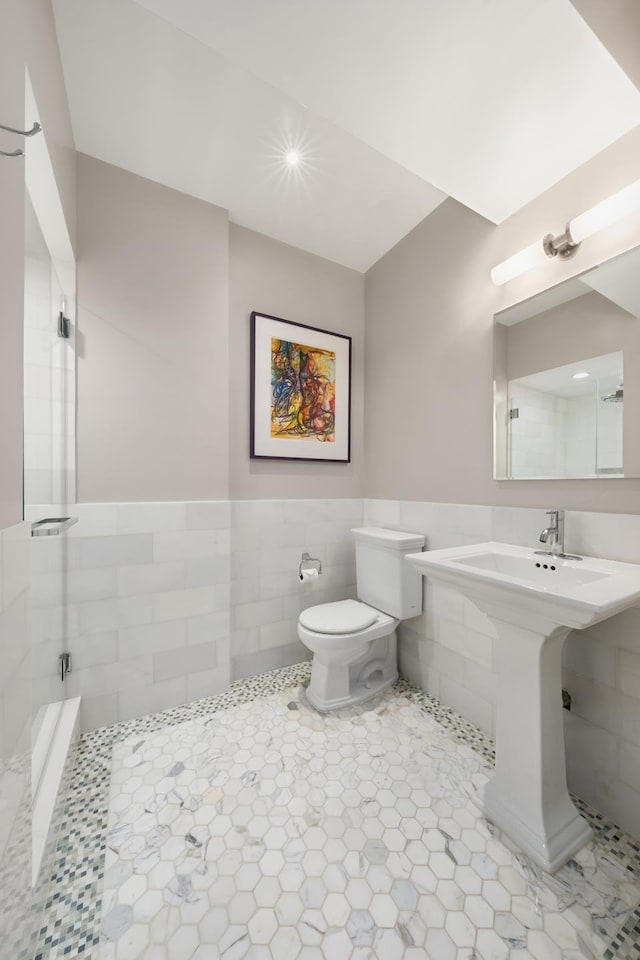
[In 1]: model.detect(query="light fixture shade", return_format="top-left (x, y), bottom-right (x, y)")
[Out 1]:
top-left (569, 179), bottom-right (640, 244)
top-left (491, 177), bottom-right (640, 286)
top-left (490, 239), bottom-right (547, 286)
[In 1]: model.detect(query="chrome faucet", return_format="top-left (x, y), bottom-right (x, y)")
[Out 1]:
top-left (536, 509), bottom-right (582, 561)
top-left (540, 509), bottom-right (563, 555)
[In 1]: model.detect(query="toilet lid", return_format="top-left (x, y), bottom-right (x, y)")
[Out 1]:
top-left (299, 599), bottom-right (378, 635)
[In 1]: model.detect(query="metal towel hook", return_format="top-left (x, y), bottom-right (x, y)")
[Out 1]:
top-left (0, 120), bottom-right (42, 137)
top-left (0, 120), bottom-right (41, 158)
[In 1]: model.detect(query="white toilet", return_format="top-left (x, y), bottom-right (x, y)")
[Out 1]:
top-left (298, 526), bottom-right (425, 711)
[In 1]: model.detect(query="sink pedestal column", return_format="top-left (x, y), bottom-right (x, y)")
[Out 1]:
top-left (483, 620), bottom-right (592, 874)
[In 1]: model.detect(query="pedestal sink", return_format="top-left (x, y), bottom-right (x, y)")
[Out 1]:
top-left (406, 542), bottom-right (640, 873)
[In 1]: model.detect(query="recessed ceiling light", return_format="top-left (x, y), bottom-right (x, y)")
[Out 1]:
top-left (572, 372), bottom-right (590, 380)
top-left (284, 148), bottom-right (300, 166)
top-left (267, 132), bottom-right (316, 187)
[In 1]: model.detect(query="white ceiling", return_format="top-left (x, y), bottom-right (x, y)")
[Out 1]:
top-left (52, 0), bottom-right (445, 271)
top-left (514, 352), bottom-right (623, 399)
top-left (53, 0), bottom-right (640, 270)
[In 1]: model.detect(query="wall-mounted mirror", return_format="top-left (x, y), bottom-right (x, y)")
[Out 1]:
top-left (494, 245), bottom-right (640, 480)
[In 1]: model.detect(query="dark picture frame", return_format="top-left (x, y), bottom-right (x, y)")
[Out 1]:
top-left (250, 311), bottom-right (352, 462)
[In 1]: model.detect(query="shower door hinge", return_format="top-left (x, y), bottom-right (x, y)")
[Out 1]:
top-left (59, 652), bottom-right (72, 681)
top-left (57, 311), bottom-right (70, 338)
top-left (509, 408), bottom-right (519, 420)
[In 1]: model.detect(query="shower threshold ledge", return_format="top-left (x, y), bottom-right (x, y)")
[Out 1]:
top-left (32, 697), bottom-right (80, 885)
top-left (407, 541), bottom-right (640, 873)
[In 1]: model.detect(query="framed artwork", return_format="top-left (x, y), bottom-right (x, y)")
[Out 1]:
top-left (250, 311), bottom-right (352, 462)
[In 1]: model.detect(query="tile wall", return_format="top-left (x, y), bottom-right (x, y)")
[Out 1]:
top-left (230, 498), bottom-right (362, 679)
top-left (27, 502), bottom-right (230, 730)
top-left (509, 385), bottom-right (565, 478)
top-left (509, 386), bottom-right (623, 480)
top-left (365, 498), bottom-right (640, 839)
top-left (27, 499), bottom-right (361, 731)
top-left (22, 496), bottom-right (640, 841)
top-left (0, 521), bottom-right (33, 959)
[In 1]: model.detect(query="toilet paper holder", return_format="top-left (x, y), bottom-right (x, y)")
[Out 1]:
top-left (299, 552), bottom-right (322, 579)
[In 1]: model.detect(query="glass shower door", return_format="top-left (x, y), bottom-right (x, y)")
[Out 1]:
top-left (24, 187), bottom-right (77, 886)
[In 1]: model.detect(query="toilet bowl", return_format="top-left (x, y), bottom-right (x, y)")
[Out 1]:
top-left (298, 599), bottom-right (398, 711)
top-left (298, 526), bottom-right (425, 711)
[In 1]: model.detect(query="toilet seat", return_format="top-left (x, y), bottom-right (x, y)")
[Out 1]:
top-left (299, 599), bottom-right (378, 635)
top-left (298, 602), bottom-right (397, 652)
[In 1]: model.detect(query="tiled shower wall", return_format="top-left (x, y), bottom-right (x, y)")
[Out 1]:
top-left (27, 499), bottom-right (361, 731)
top-left (365, 498), bottom-right (640, 839)
top-left (0, 521), bottom-right (33, 959)
top-left (28, 502), bottom-right (231, 730)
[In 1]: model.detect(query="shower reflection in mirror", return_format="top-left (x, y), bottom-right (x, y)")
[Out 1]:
top-left (494, 245), bottom-right (639, 480)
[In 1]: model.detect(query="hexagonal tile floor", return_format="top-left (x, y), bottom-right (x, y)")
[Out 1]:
top-left (94, 678), bottom-right (640, 960)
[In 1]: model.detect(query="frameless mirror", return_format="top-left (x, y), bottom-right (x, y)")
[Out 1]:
top-left (494, 245), bottom-right (640, 480)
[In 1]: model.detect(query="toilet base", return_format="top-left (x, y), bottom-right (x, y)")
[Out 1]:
top-left (306, 632), bottom-right (398, 712)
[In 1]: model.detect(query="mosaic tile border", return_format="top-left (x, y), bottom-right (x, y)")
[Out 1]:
top-left (605, 906), bottom-right (640, 960)
top-left (34, 662), bottom-right (640, 960)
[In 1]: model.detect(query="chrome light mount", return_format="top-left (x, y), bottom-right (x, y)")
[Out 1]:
top-left (543, 225), bottom-right (581, 260)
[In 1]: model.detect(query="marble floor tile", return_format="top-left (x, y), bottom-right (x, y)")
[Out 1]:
top-left (99, 681), bottom-right (639, 960)
top-left (33, 663), bottom-right (640, 960)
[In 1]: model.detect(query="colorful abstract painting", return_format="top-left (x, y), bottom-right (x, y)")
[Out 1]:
top-left (250, 312), bottom-right (351, 462)
top-left (270, 338), bottom-right (336, 442)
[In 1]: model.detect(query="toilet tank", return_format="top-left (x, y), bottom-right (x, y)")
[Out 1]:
top-left (351, 527), bottom-right (425, 619)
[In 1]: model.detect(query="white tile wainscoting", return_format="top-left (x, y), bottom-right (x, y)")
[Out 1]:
top-left (23, 497), bottom-right (640, 841)
top-left (230, 498), bottom-right (362, 680)
top-left (28, 501), bottom-right (231, 732)
top-left (365, 498), bottom-right (640, 840)
top-left (0, 520), bottom-right (33, 960)
top-left (26, 499), bottom-right (362, 732)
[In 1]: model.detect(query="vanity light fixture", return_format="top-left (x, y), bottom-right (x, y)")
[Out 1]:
top-left (491, 178), bottom-right (640, 286)
top-left (572, 372), bottom-right (589, 380)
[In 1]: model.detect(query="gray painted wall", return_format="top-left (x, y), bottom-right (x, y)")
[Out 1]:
top-left (504, 292), bottom-right (633, 381)
top-left (75, 174), bottom-right (364, 503)
top-left (571, 0), bottom-right (640, 90)
top-left (76, 155), bottom-right (230, 502)
top-left (229, 224), bottom-right (365, 500)
top-left (364, 127), bottom-right (640, 512)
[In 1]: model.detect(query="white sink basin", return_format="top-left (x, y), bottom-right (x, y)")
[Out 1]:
top-left (406, 541), bottom-right (640, 874)
top-left (452, 550), bottom-right (607, 586)
top-left (407, 541), bottom-right (640, 630)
